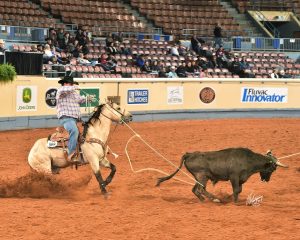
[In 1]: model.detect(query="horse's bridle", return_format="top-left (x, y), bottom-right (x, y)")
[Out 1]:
top-left (100, 103), bottom-right (127, 124)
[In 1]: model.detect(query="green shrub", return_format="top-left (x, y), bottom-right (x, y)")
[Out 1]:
top-left (0, 64), bottom-right (17, 83)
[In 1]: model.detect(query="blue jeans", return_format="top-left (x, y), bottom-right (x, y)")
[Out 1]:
top-left (59, 117), bottom-right (78, 156)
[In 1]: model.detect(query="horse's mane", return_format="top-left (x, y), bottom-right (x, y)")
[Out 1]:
top-left (86, 104), bottom-right (105, 125)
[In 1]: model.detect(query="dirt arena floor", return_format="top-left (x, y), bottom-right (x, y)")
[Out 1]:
top-left (0, 118), bottom-right (299, 240)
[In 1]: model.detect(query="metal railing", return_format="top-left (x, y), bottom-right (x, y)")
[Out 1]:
top-left (0, 24), bottom-right (48, 43)
top-left (180, 32), bottom-right (300, 52)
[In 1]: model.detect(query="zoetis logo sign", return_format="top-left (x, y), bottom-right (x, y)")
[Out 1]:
top-left (241, 87), bottom-right (288, 103)
top-left (16, 86), bottom-right (38, 111)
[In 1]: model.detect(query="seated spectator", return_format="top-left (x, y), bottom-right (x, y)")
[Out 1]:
top-left (216, 46), bottom-right (229, 68)
top-left (141, 60), bottom-right (152, 73)
top-left (230, 57), bottom-right (242, 75)
top-left (177, 42), bottom-right (187, 56)
top-left (150, 60), bottom-right (161, 73)
top-left (106, 33), bottom-right (114, 47)
top-left (158, 66), bottom-right (168, 78)
top-left (191, 60), bottom-right (201, 73)
top-left (77, 53), bottom-right (91, 65)
top-left (120, 45), bottom-right (131, 55)
top-left (167, 66), bottom-right (178, 78)
top-left (176, 62), bottom-right (187, 78)
top-left (136, 55), bottom-right (145, 68)
top-left (30, 45), bottom-right (38, 53)
top-left (278, 69), bottom-right (291, 78)
top-left (43, 44), bottom-right (54, 63)
top-left (170, 44), bottom-right (179, 56)
top-left (37, 44), bottom-right (44, 53)
top-left (0, 39), bottom-right (6, 53)
top-left (270, 68), bottom-right (280, 79)
top-left (107, 42), bottom-right (119, 55)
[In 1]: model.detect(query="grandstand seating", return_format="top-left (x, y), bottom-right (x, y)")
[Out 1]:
top-left (11, 37), bottom-right (299, 79)
top-left (231, 0), bottom-right (297, 14)
top-left (130, 0), bottom-right (245, 37)
top-left (0, 0), bottom-right (59, 28)
top-left (38, 0), bottom-right (149, 34)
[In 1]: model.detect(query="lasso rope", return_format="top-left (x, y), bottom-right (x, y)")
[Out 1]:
top-left (278, 152), bottom-right (300, 160)
top-left (83, 98), bottom-right (298, 187)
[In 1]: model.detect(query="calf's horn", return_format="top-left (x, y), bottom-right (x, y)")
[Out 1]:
top-left (276, 160), bottom-right (288, 168)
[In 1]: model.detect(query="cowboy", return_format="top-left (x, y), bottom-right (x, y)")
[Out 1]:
top-left (56, 75), bottom-right (87, 163)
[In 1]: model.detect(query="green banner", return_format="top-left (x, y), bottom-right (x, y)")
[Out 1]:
top-left (80, 88), bottom-right (100, 107)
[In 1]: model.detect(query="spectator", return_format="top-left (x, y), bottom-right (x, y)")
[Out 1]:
top-left (43, 44), bottom-right (54, 63)
top-left (278, 69), bottom-right (291, 78)
top-left (31, 45), bottom-right (38, 53)
top-left (136, 55), bottom-right (145, 68)
top-left (106, 33), bottom-right (114, 47)
top-left (77, 53), bottom-right (91, 65)
top-left (270, 68), bottom-right (280, 79)
top-left (216, 46), bottom-right (229, 68)
top-left (0, 39), bottom-right (6, 53)
top-left (186, 61), bottom-right (195, 73)
top-left (213, 23), bottom-right (223, 48)
top-left (158, 66), bottom-right (168, 78)
top-left (48, 28), bottom-right (57, 47)
top-left (56, 28), bottom-right (65, 50)
top-left (141, 60), bottom-right (152, 73)
top-left (167, 66), bottom-right (178, 78)
top-left (150, 60), bottom-right (161, 73)
top-left (107, 42), bottom-right (119, 55)
top-left (230, 56), bottom-right (242, 75)
top-left (190, 35), bottom-right (203, 54)
top-left (176, 62), bottom-right (187, 77)
top-left (37, 44), bottom-right (44, 53)
top-left (170, 44), bottom-right (180, 56)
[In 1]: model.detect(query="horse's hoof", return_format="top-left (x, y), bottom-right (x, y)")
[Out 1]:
top-left (102, 191), bottom-right (111, 199)
top-left (213, 198), bottom-right (221, 203)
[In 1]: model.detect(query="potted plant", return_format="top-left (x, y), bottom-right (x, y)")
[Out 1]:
top-left (0, 63), bottom-right (17, 83)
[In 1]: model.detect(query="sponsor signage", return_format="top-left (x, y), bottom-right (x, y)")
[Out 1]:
top-left (80, 88), bottom-right (100, 107)
top-left (128, 89), bottom-right (148, 104)
top-left (241, 87), bottom-right (288, 103)
top-left (45, 88), bottom-right (58, 108)
top-left (167, 86), bottom-right (183, 104)
top-left (199, 87), bottom-right (215, 104)
top-left (16, 86), bottom-right (37, 112)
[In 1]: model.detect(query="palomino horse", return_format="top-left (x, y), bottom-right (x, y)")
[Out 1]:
top-left (28, 102), bottom-right (132, 194)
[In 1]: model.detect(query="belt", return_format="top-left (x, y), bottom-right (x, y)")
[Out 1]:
top-left (59, 115), bottom-right (79, 120)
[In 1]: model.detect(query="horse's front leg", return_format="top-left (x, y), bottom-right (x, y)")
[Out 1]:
top-left (104, 162), bottom-right (116, 186)
top-left (94, 170), bottom-right (107, 194)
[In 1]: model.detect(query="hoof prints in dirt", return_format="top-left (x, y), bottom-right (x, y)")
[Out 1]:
top-left (0, 172), bottom-right (92, 198)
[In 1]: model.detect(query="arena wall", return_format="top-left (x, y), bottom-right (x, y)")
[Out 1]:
top-left (1, 76), bottom-right (300, 130)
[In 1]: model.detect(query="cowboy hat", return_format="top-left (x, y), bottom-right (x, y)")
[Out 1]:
top-left (58, 76), bottom-right (79, 85)
top-left (0, 39), bottom-right (5, 44)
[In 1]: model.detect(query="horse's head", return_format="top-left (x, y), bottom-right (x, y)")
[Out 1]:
top-left (102, 101), bottom-right (133, 124)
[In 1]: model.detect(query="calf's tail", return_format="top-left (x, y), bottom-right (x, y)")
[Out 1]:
top-left (156, 153), bottom-right (188, 186)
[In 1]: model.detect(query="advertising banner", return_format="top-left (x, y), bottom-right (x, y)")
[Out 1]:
top-left (45, 88), bottom-right (58, 108)
top-left (127, 89), bottom-right (149, 104)
top-left (241, 87), bottom-right (288, 103)
top-left (80, 88), bottom-right (100, 107)
top-left (167, 86), bottom-right (183, 104)
top-left (16, 86), bottom-right (37, 112)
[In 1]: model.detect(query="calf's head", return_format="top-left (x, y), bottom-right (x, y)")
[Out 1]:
top-left (259, 150), bottom-right (288, 182)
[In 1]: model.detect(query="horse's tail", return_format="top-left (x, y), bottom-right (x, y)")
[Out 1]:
top-left (156, 153), bottom-right (188, 187)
